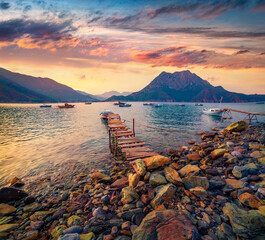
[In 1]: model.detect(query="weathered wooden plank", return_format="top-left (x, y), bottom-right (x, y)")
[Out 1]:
top-left (115, 132), bottom-right (134, 138)
top-left (119, 142), bottom-right (146, 148)
top-left (118, 138), bottom-right (143, 143)
top-left (126, 152), bottom-right (157, 161)
top-left (108, 124), bottom-right (126, 129)
top-left (122, 147), bottom-right (153, 153)
top-left (126, 151), bottom-right (156, 157)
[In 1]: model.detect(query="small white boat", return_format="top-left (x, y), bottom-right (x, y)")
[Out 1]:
top-left (202, 108), bottom-right (224, 117)
top-left (40, 104), bottom-right (52, 108)
top-left (195, 103), bottom-right (203, 106)
top-left (152, 104), bottom-right (162, 108)
top-left (119, 103), bottom-right (131, 107)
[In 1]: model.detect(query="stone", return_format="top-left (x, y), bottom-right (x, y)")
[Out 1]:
top-left (80, 232), bottom-right (96, 240)
top-left (121, 221), bottom-right (130, 230)
top-left (231, 151), bottom-right (243, 159)
top-left (52, 207), bottom-right (67, 220)
top-left (223, 179), bottom-right (245, 192)
top-left (132, 210), bottom-right (197, 240)
top-left (52, 225), bottom-right (68, 238)
top-left (0, 216), bottom-right (12, 225)
top-left (223, 203), bottom-right (265, 239)
top-left (150, 184), bottom-right (176, 209)
top-left (0, 204), bottom-right (16, 217)
top-left (93, 207), bottom-right (105, 218)
top-left (90, 171), bottom-right (111, 183)
top-left (182, 176), bottom-right (209, 190)
top-left (63, 226), bottom-right (83, 234)
top-left (30, 211), bottom-right (53, 221)
top-left (58, 233), bottom-right (80, 240)
top-left (67, 215), bottom-right (83, 227)
top-left (0, 187), bottom-right (28, 203)
top-left (164, 167), bottom-right (182, 185)
top-left (223, 120), bottom-right (248, 133)
top-left (187, 152), bottom-right (201, 161)
top-left (129, 174), bottom-right (140, 188)
top-left (211, 149), bottom-right (228, 159)
top-left (0, 223), bottom-right (18, 234)
top-left (189, 187), bottom-right (208, 198)
top-left (258, 157), bottom-right (265, 165)
top-left (232, 166), bottom-right (249, 178)
top-left (149, 172), bottom-right (167, 186)
top-left (205, 169), bottom-right (218, 176)
top-left (201, 132), bottom-right (216, 140)
top-left (121, 186), bottom-right (139, 204)
top-left (30, 220), bottom-right (44, 230)
top-left (110, 177), bottom-right (129, 189)
top-left (9, 177), bottom-right (24, 187)
top-left (238, 192), bottom-right (264, 209)
top-left (144, 155), bottom-right (170, 170)
top-left (178, 164), bottom-right (200, 177)
top-left (226, 141), bottom-right (234, 147)
top-left (251, 151), bottom-right (264, 159)
top-left (133, 159), bottom-right (147, 176)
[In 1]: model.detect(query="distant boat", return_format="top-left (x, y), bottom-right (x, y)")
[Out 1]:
top-left (152, 104), bottom-right (162, 108)
top-left (256, 102), bottom-right (264, 104)
top-left (85, 102), bottom-right (92, 104)
top-left (58, 103), bottom-right (75, 108)
top-left (40, 104), bottom-right (52, 108)
top-left (202, 108), bottom-right (224, 117)
top-left (119, 103), bottom-right (131, 107)
top-left (143, 103), bottom-right (153, 106)
top-left (174, 104), bottom-right (185, 106)
top-left (195, 103), bottom-right (203, 106)
top-left (114, 101), bottom-right (125, 105)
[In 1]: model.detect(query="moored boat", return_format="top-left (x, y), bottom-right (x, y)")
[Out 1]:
top-left (174, 104), bottom-right (185, 106)
top-left (143, 103), bottom-right (153, 106)
top-left (202, 108), bottom-right (224, 117)
top-left (195, 103), bottom-right (203, 106)
top-left (85, 102), bottom-right (92, 104)
top-left (40, 104), bottom-right (52, 108)
top-left (58, 103), bottom-right (75, 108)
top-left (152, 104), bottom-right (162, 108)
top-left (119, 103), bottom-right (131, 107)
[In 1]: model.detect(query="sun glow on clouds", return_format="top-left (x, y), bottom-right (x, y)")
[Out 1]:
top-left (0, 0), bottom-right (265, 94)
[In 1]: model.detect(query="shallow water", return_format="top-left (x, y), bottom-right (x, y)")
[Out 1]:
top-left (0, 102), bottom-right (264, 186)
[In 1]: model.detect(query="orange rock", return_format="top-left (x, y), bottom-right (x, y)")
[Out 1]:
top-left (187, 152), bottom-right (201, 161)
top-left (144, 155), bottom-right (170, 170)
top-left (238, 192), bottom-right (264, 209)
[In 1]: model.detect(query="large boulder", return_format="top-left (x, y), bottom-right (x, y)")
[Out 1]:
top-left (144, 155), bottom-right (170, 170)
top-left (164, 167), bottom-right (182, 185)
top-left (223, 120), bottom-right (248, 133)
top-left (132, 209), bottom-right (197, 240)
top-left (0, 187), bottom-right (28, 203)
top-left (151, 184), bottom-right (176, 209)
top-left (223, 203), bottom-right (265, 239)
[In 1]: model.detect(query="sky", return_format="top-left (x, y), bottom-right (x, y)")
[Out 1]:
top-left (0, 0), bottom-right (265, 95)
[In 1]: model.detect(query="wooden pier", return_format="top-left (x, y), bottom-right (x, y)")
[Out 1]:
top-left (104, 113), bottom-right (157, 161)
top-left (222, 108), bottom-right (265, 123)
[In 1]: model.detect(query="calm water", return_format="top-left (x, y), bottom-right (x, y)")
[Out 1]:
top-left (0, 102), bottom-right (264, 186)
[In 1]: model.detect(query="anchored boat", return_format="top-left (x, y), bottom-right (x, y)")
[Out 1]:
top-left (202, 108), bottom-right (224, 117)
top-left (119, 103), bottom-right (131, 107)
top-left (40, 104), bottom-right (52, 108)
top-left (58, 103), bottom-right (75, 108)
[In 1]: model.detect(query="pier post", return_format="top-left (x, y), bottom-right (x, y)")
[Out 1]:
top-left (133, 118), bottom-right (135, 137)
top-left (109, 129), bottom-right (112, 152)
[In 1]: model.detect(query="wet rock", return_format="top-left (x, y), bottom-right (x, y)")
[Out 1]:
top-left (182, 176), bottom-right (209, 190)
top-left (201, 132), bottom-right (216, 140)
top-left (90, 171), bottom-right (111, 183)
top-left (93, 207), bottom-right (105, 219)
top-left (30, 211), bottom-right (53, 221)
top-left (0, 203), bottom-right (16, 217)
top-left (205, 169), bottom-right (218, 176)
top-left (58, 233), bottom-right (80, 240)
top-left (164, 167), bottom-right (182, 185)
top-left (187, 152), bottom-right (201, 161)
top-left (121, 186), bottom-right (139, 204)
top-left (110, 177), bottom-right (129, 189)
top-left (63, 226), bottom-right (83, 234)
top-left (223, 179), bottom-right (246, 192)
top-left (0, 187), bottom-right (28, 203)
top-left (238, 192), bottom-right (264, 209)
top-left (24, 196), bottom-right (35, 205)
top-left (211, 149), bottom-right (228, 159)
top-left (223, 202), bottom-right (265, 239)
top-left (129, 174), bottom-right (140, 188)
top-left (133, 159), bottom-right (147, 176)
top-left (9, 177), bottom-right (24, 188)
top-left (251, 151), bottom-right (264, 159)
top-left (67, 215), bottom-right (83, 227)
top-left (132, 210), bottom-right (197, 240)
top-left (30, 220), bottom-right (44, 230)
top-left (151, 184), bottom-right (176, 209)
top-left (258, 157), bottom-right (265, 165)
top-left (223, 120), bottom-right (248, 133)
top-left (52, 207), bottom-right (67, 220)
top-left (149, 172), bottom-right (167, 186)
top-left (144, 155), bottom-right (170, 170)
top-left (231, 151), bottom-right (243, 159)
top-left (232, 166), bottom-right (249, 178)
top-left (226, 141), bottom-right (234, 147)
top-left (178, 164), bottom-right (200, 177)
top-left (51, 225), bottom-right (67, 239)
top-left (189, 187), bottom-right (208, 198)
top-left (80, 232), bottom-right (96, 240)
top-left (117, 209), bottom-right (143, 221)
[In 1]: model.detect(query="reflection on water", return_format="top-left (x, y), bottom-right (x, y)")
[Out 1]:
top-left (0, 102), bottom-right (264, 186)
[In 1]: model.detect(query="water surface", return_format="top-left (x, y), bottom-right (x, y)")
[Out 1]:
top-left (0, 102), bottom-right (264, 186)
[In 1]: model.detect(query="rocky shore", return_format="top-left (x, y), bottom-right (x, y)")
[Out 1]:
top-left (1, 120), bottom-right (265, 240)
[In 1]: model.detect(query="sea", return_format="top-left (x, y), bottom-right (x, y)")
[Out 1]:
top-left (0, 102), bottom-right (264, 186)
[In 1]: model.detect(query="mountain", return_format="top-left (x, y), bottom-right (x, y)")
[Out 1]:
top-left (0, 76), bottom-right (54, 103)
top-left (96, 91), bottom-right (132, 100)
top-left (0, 67), bottom-right (96, 102)
top-left (107, 70), bottom-right (265, 102)
top-left (75, 90), bottom-right (99, 101)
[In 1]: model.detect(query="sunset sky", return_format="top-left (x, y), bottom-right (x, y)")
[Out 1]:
top-left (0, 0), bottom-right (265, 94)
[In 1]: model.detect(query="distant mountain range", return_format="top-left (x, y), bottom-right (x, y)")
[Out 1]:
top-left (95, 91), bottom-right (132, 100)
top-left (108, 70), bottom-right (265, 102)
top-left (0, 67), bottom-right (96, 103)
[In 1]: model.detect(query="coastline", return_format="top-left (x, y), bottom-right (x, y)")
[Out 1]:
top-left (1, 121), bottom-right (265, 239)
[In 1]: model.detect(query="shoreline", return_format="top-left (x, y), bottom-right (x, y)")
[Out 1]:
top-left (0, 121), bottom-right (265, 239)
